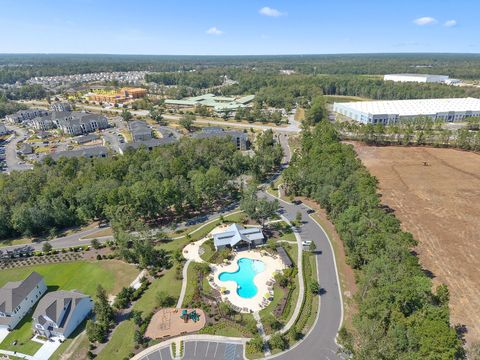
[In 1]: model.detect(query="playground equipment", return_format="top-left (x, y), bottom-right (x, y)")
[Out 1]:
top-left (180, 309), bottom-right (201, 323)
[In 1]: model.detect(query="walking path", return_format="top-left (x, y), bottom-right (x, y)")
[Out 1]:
top-left (176, 259), bottom-right (192, 308)
top-left (253, 312), bottom-right (271, 357)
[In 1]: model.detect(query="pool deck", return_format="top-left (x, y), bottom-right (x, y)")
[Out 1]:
top-left (210, 250), bottom-right (285, 313)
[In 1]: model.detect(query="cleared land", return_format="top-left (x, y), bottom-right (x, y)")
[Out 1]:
top-left (352, 143), bottom-right (480, 343)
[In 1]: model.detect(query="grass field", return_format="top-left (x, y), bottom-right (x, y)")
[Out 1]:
top-left (0, 315), bottom-right (42, 355)
top-left (97, 267), bottom-right (182, 360)
top-left (0, 260), bottom-right (139, 297)
top-left (0, 261), bottom-right (138, 357)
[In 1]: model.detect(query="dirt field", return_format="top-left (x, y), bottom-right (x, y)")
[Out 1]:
top-left (351, 143), bottom-right (480, 343)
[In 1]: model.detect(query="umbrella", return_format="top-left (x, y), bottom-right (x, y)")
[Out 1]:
top-left (264, 293), bottom-right (271, 299)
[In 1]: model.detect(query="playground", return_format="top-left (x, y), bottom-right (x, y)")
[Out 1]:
top-left (144, 308), bottom-right (206, 340)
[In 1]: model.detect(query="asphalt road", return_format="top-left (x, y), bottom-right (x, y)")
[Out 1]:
top-left (4, 125), bottom-right (33, 172)
top-left (261, 191), bottom-right (344, 360)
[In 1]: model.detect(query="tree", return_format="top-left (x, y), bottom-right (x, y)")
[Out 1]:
top-left (149, 108), bottom-right (165, 124)
top-left (310, 280), bottom-right (320, 294)
top-left (309, 241), bottom-right (317, 253)
top-left (247, 336), bottom-right (264, 353)
top-left (133, 329), bottom-right (144, 345)
top-left (42, 242), bottom-right (52, 253)
top-left (91, 238), bottom-right (101, 250)
top-left (179, 113), bottom-right (195, 131)
top-left (131, 310), bottom-right (143, 327)
top-left (156, 291), bottom-right (176, 307)
top-left (121, 109), bottom-right (133, 122)
top-left (304, 96), bottom-right (327, 126)
top-left (86, 320), bottom-right (106, 343)
top-left (94, 285), bottom-right (114, 326)
top-left (240, 185), bottom-right (279, 226)
top-left (269, 333), bottom-right (288, 351)
top-left (295, 211), bottom-right (302, 224)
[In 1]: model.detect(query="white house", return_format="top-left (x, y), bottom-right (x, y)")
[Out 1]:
top-left (0, 272), bottom-right (47, 330)
top-left (213, 223), bottom-right (265, 250)
top-left (32, 290), bottom-right (93, 340)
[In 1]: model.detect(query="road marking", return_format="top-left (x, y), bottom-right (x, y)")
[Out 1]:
top-left (194, 341), bottom-right (198, 356)
top-left (213, 342), bottom-right (219, 357)
top-left (205, 341), bottom-right (210, 357)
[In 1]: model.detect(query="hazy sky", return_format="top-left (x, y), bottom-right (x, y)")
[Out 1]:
top-left (0, 0), bottom-right (478, 55)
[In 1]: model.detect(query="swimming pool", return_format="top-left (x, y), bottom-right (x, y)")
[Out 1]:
top-left (219, 258), bottom-right (265, 298)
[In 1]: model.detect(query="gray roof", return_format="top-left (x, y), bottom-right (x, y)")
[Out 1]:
top-left (50, 146), bottom-right (108, 160)
top-left (213, 224), bottom-right (264, 248)
top-left (276, 247), bottom-right (293, 267)
top-left (33, 290), bottom-right (90, 334)
top-left (120, 137), bottom-right (176, 152)
top-left (72, 134), bottom-right (99, 144)
top-left (0, 272), bottom-right (44, 314)
top-left (191, 128), bottom-right (247, 141)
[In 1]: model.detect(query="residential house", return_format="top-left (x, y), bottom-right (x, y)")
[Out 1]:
top-left (56, 113), bottom-right (108, 136)
top-left (118, 137), bottom-right (176, 155)
top-left (31, 116), bottom-right (55, 131)
top-left (50, 146), bottom-right (108, 160)
top-left (128, 120), bottom-right (152, 142)
top-left (213, 223), bottom-right (265, 250)
top-left (6, 109), bottom-right (49, 124)
top-left (0, 272), bottom-right (47, 330)
top-left (50, 102), bottom-right (72, 112)
top-left (20, 143), bottom-right (33, 155)
top-left (0, 123), bottom-right (8, 136)
top-left (32, 290), bottom-right (93, 340)
top-left (191, 127), bottom-right (249, 150)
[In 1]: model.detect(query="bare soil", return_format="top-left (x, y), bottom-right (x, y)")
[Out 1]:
top-left (351, 143), bottom-right (480, 343)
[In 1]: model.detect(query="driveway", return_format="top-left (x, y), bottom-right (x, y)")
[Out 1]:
top-left (33, 337), bottom-right (62, 360)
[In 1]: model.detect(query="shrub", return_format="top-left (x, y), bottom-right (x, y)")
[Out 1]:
top-left (269, 333), bottom-right (288, 351)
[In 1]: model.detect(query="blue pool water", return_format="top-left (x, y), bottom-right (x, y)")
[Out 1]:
top-left (219, 258), bottom-right (265, 298)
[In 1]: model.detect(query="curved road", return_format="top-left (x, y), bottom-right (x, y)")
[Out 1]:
top-left (261, 191), bottom-right (344, 360)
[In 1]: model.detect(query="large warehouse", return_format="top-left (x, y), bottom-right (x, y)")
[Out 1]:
top-left (383, 73), bottom-right (450, 83)
top-left (333, 97), bottom-right (480, 124)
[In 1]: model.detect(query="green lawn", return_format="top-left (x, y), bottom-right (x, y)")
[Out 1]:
top-left (97, 267), bottom-right (182, 360)
top-left (0, 261), bottom-right (139, 359)
top-left (181, 262), bottom-right (197, 307)
top-left (0, 315), bottom-right (42, 356)
top-left (199, 239), bottom-right (216, 263)
top-left (0, 260), bottom-right (139, 297)
top-left (158, 211), bottom-right (247, 254)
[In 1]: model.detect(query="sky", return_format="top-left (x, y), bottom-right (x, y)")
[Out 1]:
top-left (0, 0), bottom-right (479, 55)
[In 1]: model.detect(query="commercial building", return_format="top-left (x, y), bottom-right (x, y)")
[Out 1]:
top-left (213, 223), bottom-right (265, 250)
top-left (191, 127), bottom-right (249, 150)
top-left (0, 272), bottom-right (47, 330)
top-left (333, 97), bottom-right (480, 124)
top-left (165, 93), bottom-right (255, 113)
top-left (32, 290), bottom-right (93, 340)
top-left (6, 109), bottom-right (49, 124)
top-left (383, 73), bottom-right (459, 84)
top-left (86, 87), bottom-right (147, 104)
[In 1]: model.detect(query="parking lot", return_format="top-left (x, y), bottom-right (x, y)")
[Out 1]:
top-left (0, 142), bottom-right (5, 171)
top-left (138, 346), bottom-right (173, 360)
top-left (183, 341), bottom-right (243, 360)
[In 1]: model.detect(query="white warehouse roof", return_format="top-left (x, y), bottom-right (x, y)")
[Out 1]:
top-left (335, 97), bottom-right (480, 117)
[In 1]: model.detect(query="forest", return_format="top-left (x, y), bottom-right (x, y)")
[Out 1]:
top-left (337, 117), bottom-right (480, 151)
top-left (3, 53), bottom-right (480, 84)
top-left (0, 132), bottom-right (282, 240)
top-left (282, 122), bottom-right (464, 359)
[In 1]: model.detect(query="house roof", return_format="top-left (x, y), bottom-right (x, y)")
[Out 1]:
top-left (0, 272), bottom-right (44, 314)
top-left (276, 247), bottom-right (293, 267)
top-left (50, 146), bottom-right (108, 160)
top-left (33, 290), bottom-right (90, 335)
top-left (213, 224), bottom-right (264, 248)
